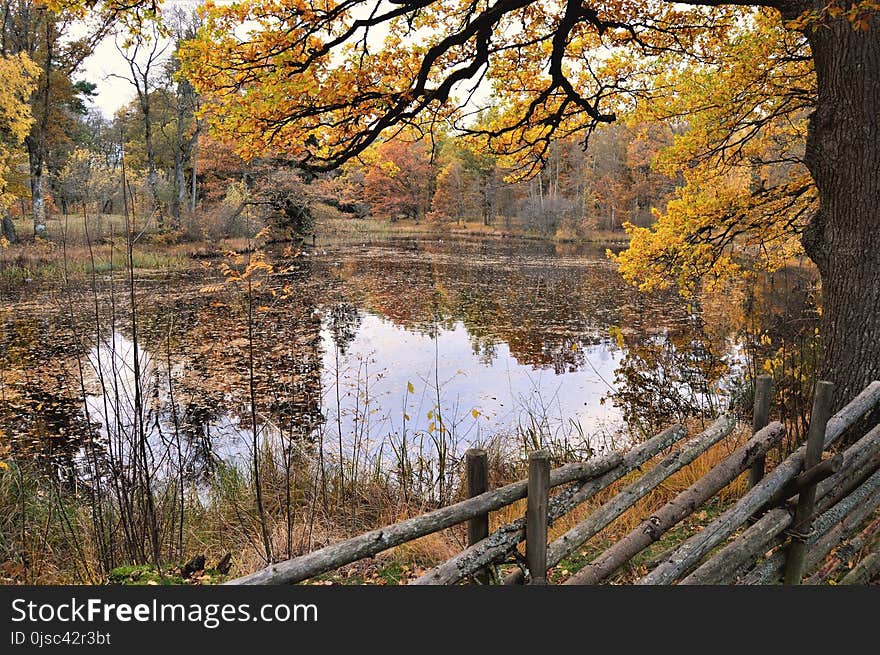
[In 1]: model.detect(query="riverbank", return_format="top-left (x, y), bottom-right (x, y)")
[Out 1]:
top-left (0, 416), bottom-right (753, 585)
top-left (312, 203), bottom-right (631, 246)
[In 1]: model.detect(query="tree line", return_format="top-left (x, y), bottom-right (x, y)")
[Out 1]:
top-left (332, 121), bottom-right (678, 238)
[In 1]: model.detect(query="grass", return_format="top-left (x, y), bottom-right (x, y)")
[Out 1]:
top-left (0, 212), bottom-right (814, 587)
top-left (3, 411), bottom-right (875, 586)
top-left (106, 563), bottom-right (230, 586)
top-left (2, 206), bottom-right (630, 287)
top-left (0, 241), bottom-right (190, 284)
top-left (220, 420), bottom-right (759, 586)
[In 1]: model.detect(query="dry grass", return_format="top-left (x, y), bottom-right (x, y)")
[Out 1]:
top-left (0, 416), bottom-right (816, 586)
top-left (0, 240), bottom-right (190, 284)
top-left (312, 205), bottom-right (631, 246)
top-left (228, 419), bottom-right (757, 585)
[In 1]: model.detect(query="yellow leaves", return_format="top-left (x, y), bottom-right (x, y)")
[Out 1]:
top-left (200, 246), bottom-right (276, 304)
top-left (199, 283), bottom-right (224, 294)
top-left (378, 160), bottom-right (401, 178)
top-left (608, 326), bottom-right (626, 349)
top-left (242, 253), bottom-right (274, 280)
top-left (179, 0), bottom-right (453, 166)
top-left (0, 53), bottom-right (38, 142)
top-left (471, 408), bottom-right (480, 420)
top-left (0, 434), bottom-right (9, 472)
top-left (0, 53), bottom-right (38, 208)
top-left (407, 381), bottom-right (415, 394)
top-left (613, 9), bottom-right (814, 298)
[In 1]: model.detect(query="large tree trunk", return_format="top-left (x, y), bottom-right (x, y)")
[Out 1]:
top-left (799, 10), bottom-right (880, 411)
top-left (172, 79), bottom-right (188, 226)
top-left (172, 135), bottom-right (184, 225)
top-left (190, 129), bottom-right (199, 212)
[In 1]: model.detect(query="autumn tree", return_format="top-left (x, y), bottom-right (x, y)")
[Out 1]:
top-left (114, 20), bottom-right (168, 222)
top-left (195, 133), bottom-right (244, 205)
top-left (0, 53), bottom-right (38, 243)
top-left (1, 1), bottom-right (112, 236)
top-left (181, 0), bottom-right (880, 407)
top-left (166, 7), bottom-right (202, 221)
top-left (56, 146), bottom-right (118, 217)
top-left (623, 121), bottom-right (677, 227)
top-left (439, 137), bottom-right (499, 224)
top-left (358, 137), bottom-right (435, 221)
top-left (431, 160), bottom-right (469, 223)
top-left (249, 167), bottom-right (314, 239)
top-left (430, 137), bottom-right (495, 224)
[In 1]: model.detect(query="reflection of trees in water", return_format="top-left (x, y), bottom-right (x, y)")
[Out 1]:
top-left (325, 302), bottom-right (361, 355)
top-left (2, 271), bottom-right (330, 482)
top-left (610, 314), bottom-right (727, 438)
top-left (611, 266), bottom-right (819, 441)
top-left (168, 282), bottom-right (327, 449)
top-left (0, 311), bottom-right (100, 481)
top-left (734, 265), bottom-right (820, 440)
top-left (323, 246), bottom-right (639, 371)
top-left (176, 400), bottom-right (221, 479)
top-left (0, 383), bottom-right (99, 483)
top-left (2, 241), bottom-right (820, 483)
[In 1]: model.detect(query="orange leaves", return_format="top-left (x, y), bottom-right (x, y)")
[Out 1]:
top-left (178, 0), bottom-right (455, 167)
top-left (355, 135), bottom-right (435, 220)
top-left (182, 1), bottom-right (737, 172)
top-left (200, 249), bottom-right (275, 298)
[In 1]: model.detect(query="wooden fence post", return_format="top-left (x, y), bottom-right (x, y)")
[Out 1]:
top-left (526, 450), bottom-right (550, 585)
top-left (783, 380), bottom-right (834, 585)
top-left (748, 374), bottom-right (773, 488)
top-left (466, 448), bottom-right (490, 583)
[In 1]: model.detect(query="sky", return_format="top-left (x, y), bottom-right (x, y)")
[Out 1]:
top-left (82, 32), bottom-right (145, 117)
top-left (78, 0), bottom-right (204, 117)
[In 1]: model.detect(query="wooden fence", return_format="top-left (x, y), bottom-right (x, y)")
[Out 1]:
top-left (227, 377), bottom-right (880, 585)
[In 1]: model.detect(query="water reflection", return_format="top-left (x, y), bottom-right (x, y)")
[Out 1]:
top-left (322, 312), bottom-right (624, 455)
top-left (0, 237), bottom-right (819, 482)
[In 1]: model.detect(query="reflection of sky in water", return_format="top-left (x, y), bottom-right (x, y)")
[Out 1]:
top-left (320, 313), bottom-right (625, 455)
top-left (82, 332), bottom-right (232, 476)
top-left (82, 311), bottom-right (627, 476)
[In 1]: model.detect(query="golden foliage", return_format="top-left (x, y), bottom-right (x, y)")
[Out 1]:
top-left (613, 9), bottom-right (816, 295)
top-left (0, 53), bottom-right (38, 212)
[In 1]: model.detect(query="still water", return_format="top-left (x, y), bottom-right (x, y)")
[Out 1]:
top-left (0, 236), bottom-right (817, 477)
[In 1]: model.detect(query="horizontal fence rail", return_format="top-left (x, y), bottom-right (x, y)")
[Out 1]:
top-left (413, 422), bottom-right (697, 585)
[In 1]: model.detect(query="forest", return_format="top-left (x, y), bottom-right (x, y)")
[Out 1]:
top-left (0, 0), bottom-right (877, 587)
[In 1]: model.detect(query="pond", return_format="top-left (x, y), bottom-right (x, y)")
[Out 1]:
top-left (0, 235), bottom-right (819, 486)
